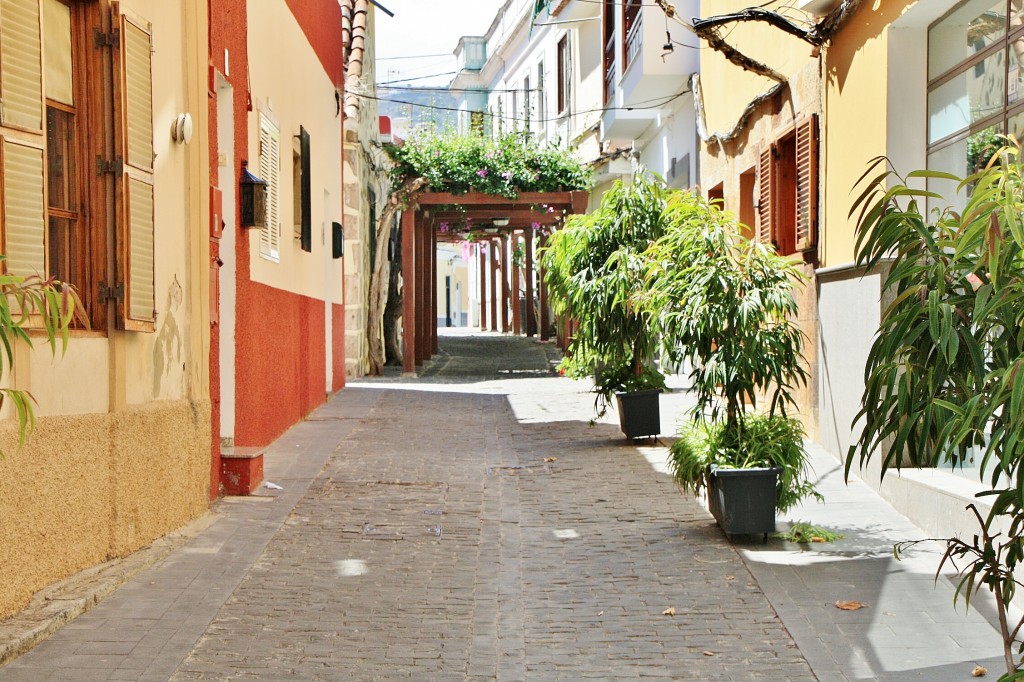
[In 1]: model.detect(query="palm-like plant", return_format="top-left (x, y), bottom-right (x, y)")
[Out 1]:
top-left (849, 148), bottom-right (1024, 679)
top-left (0, 260), bottom-right (77, 449)
top-left (541, 172), bottom-right (672, 415)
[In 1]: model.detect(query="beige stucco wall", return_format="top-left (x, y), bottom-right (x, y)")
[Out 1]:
top-left (247, 0), bottom-right (344, 302)
top-left (0, 0), bottom-right (211, 619)
top-left (0, 399), bottom-right (210, 619)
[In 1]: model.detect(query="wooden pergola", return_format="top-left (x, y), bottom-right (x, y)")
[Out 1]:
top-left (401, 190), bottom-right (589, 375)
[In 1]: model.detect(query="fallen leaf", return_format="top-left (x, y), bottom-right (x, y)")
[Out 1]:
top-left (702, 651), bottom-right (715, 657)
top-left (724, 575), bottom-right (736, 581)
top-left (972, 665), bottom-right (988, 677)
top-left (811, 536), bottom-right (826, 543)
top-left (835, 600), bottom-right (866, 611)
top-left (597, 611), bottom-right (604, 616)
top-left (544, 457), bottom-right (557, 463)
top-left (662, 607), bottom-right (676, 616)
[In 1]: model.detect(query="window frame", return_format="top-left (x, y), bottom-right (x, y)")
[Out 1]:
top-left (556, 34), bottom-right (570, 115)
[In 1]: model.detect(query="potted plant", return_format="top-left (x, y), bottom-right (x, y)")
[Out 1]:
top-left (641, 192), bottom-right (818, 537)
top-left (541, 171), bottom-right (674, 438)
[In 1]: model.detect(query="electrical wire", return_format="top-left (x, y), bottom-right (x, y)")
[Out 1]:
top-left (358, 86), bottom-right (692, 127)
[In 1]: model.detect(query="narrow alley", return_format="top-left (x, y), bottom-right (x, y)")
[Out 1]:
top-left (0, 332), bottom-right (1006, 680)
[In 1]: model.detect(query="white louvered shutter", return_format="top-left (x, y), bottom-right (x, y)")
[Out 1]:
top-left (2, 141), bottom-right (46, 278)
top-left (259, 113), bottom-right (281, 261)
top-left (0, 0), bottom-right (43, 131)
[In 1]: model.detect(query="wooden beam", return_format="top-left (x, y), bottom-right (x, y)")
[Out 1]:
top-left (401, 208), bottom-right (416, 374)
top-left (417, 191), bottom-right (579, 206)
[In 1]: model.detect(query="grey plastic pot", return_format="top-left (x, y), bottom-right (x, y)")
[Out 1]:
top-left (708, 464), bottom-right (781, 540)
top-left (614, 389), bottom-right (661, 439)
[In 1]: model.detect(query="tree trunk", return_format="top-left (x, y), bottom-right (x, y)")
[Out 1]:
top-left (383, 234), bottom-right (403, 364)
top-left (366, 177), bottom-right (427, 375)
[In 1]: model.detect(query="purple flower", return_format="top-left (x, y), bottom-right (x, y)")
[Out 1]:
top-left (476, 168), bottom-right (489, 178)
top-left (439, 222), bottom-right (450, 233)
top-left (531, 221), bottom-right (541, 231)
top-left (501, 171), bottom-right (513, 181)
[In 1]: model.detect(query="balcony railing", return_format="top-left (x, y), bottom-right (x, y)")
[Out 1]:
top-left (604, 34), bottom-right (616, 103)
top-left (622, 0), bottom-right (638, 69)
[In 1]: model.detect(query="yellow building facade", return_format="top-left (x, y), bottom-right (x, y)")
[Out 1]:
top-left (0, 0), bottom-right (210, 618)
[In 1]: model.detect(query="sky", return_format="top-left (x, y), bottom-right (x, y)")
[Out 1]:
top-left (374, 0), bottom-right (506, 89)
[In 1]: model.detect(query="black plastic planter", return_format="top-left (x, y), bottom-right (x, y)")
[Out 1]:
top-left (614, 389), bottom-right (661, 439)
top-left (708, 465), bottom-right (781, 539)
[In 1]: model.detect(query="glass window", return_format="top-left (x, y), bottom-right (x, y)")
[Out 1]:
top-left (929, 49), bottom-right (1005, 143)
top-left (929, 0), bottom-right (1007, 80)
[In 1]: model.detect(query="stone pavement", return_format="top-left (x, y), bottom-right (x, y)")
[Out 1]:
top-left (0, 329), bottom-right (1010, 680)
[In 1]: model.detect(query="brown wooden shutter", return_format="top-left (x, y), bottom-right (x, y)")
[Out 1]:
top-left (795, 114), bottom-right (819, 252)
top-left (757, 145), bottom-right (773, 245)
top-left (0, 0), bottom-right (44, 132)
top-left (112, 3), bottom-right (156, 330)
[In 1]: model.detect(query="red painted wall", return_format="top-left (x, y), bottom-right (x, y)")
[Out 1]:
top-left (209, 0), bottom-right (344, 454)
top-left (284, 0), bottom-right (345, 87)
top-left (209, 0), bottom-right (250, 498)
top-left (332, 302), bottom-right (346, 392)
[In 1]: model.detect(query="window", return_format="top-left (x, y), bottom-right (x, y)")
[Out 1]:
top-left (536, 62), bottom-right (545, 131)
top-left (739, 167), bottom-right (756, 240)
top-left (756, 115), bottom-right (818, 256)
top-left (258, 113), bottom-right (281, 262)
top-left (603, 0), bottom-right (615, 103)
top-left (523, 75), bottom-right (531, 131)
top-left (927, 1), bottom-right (1024, 192)
top-left (707, 183), bottom-right (724, 205)
top-left (298, 126), bottom-right (311, 253)
top-left (557, 35), bottom-right (571, 115)
top-left (512, 88), bottom-right (519, 131)
top-left (0, 0), bottom-right (155, 330)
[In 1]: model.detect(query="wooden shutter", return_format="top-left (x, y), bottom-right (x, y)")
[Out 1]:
top-left (2, 140), bottom-right (45, 278)
top-left (112, 3), bottom-right (156, 330)
top-left (258, 113), bottom-right (280, 261)
top-left (0, 0), bottom-right (43, 131)
top-left (795, 114), bottom-right (819, 252)
top-left (757, 145), bottom-right (773, 245)
top-left (299, 126), bottom-right (311, 253)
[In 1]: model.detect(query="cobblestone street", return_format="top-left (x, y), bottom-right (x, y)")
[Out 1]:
top-left (1, 331), bottom-right (1007, 681)
top-left (0, 332), bottom-right (813, 680)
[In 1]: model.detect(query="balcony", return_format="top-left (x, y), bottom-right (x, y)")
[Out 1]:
top-left (601, 1), bottom-right (699, 140)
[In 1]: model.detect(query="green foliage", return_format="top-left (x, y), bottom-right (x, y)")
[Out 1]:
top-left (541, 172), bottom-right (674, 416)
top-left (848, 147), bottom-right (1024, 678)
top-left (667, 413), bottom-right (820, 513)
top-left (385, 130), bottom-right (591, 198)
top-left (642, 192), bottom-right (807, 429)
top-left (773, 521), bottom-right (844, 543)
top-left (0, 259), bottom-right (77, 451)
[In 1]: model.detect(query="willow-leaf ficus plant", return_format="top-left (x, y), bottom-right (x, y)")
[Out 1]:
top-left (541, 170), bottom-right (671, 417)
top-left (640, 193), bottom-right (815, 505)
top-left (0, 259), bottom-right (78, 453)
top-left (849, 147), bottom-right (1024, 680)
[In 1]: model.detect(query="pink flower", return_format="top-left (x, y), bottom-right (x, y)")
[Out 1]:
top-left (476, 168), bottom-right (489, 178)
top-left (501, 171), bottom-right (513, 181)
top-left (531, 221), bottom-right (541, 230)
top-left (439, 222), bottom-right (450, 233)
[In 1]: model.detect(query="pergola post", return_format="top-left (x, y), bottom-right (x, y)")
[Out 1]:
top-left (431, 226), bottom-right (438, 354)
top-left (525, 230), bottom-right (535, 337)
top-left (478, 244), bottom-right (487, 331)
top-left (500, 234), bottom-right (510, 333)
top-left (489, 238), bottom-right (498, 332)
top-left (538, 232), bottom-right (549, 341)
top-left (511, 232), bottom-right (522, 335)
top-left (401, 208), bottom-right (416, 375)
top-left (416, 215), bottom-right (428, 365)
